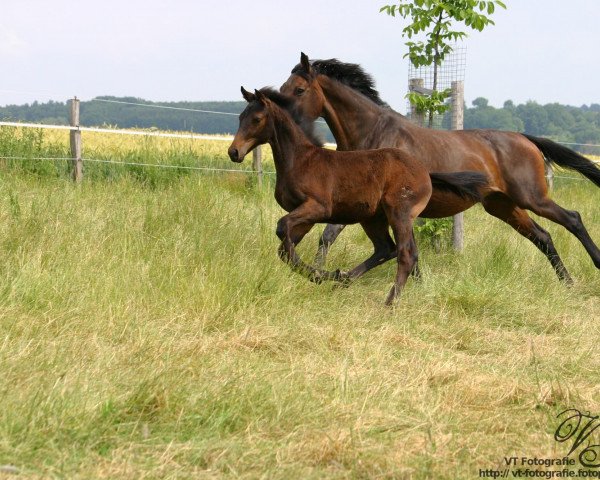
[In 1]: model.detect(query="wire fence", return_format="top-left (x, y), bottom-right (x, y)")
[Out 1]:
top-left (90, 98), bottom-right (241, 116)
top-left (0, 154), bottom-right (276, 175)
top-left (0, 120), bottom-right (234, 141)
top-left (0, 95), bottom-right (598, 181)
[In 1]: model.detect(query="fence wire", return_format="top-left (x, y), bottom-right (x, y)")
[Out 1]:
top-left (0, 155), bottom-right (274, 175)
top-left (0, 117), bottom-right (598, 180)
top-left (0, 153), bottom-right (593, 183)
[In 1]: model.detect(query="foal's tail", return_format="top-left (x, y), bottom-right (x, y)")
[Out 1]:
top-left (429, 171), bottom-right (488, 202)
top-left (522, 133), bottom-right (600, 188)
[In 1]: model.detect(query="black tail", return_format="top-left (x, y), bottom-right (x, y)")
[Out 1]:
top-left (429, 171), bottom-right (488, 202)
top-left (522, 133), bottom-right (600, 188)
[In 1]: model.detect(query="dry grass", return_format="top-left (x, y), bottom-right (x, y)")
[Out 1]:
top-left (0, 126), bottom-right (599, 478)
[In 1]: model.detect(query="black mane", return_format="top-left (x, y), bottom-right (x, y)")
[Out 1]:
top-left (259, 87), bottom-right (323, 147)
top-left (291, 58), bottom-right (387, 107)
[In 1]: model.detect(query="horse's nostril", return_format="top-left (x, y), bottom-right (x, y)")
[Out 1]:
top-left (228, 147), bottom-right (239, 161)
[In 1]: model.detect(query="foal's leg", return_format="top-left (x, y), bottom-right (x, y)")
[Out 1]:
top-left (341, 217), bottom-right (396, 282)
top-left (482, 194), bottom-right (572, 283)
top-left (384, 215), bottom-right (418, 306)
top-left (410, 231), bottom-right (422, 281)
top-left (316, 223), bottom-right (420, 279)
top-left (277, 201), bottom-right (342, 283)
top-left (314, 224), bottom-right (346, 268)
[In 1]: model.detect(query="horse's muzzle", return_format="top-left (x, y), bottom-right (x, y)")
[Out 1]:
top-left (228, 146), bottom-right (243, 163)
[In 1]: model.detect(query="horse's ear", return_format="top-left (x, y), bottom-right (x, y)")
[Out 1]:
top-left (241, 86), bottom-right (255, 102)
top-left (300, 52), bottom-right (312, 74)
top-left (254, 89), bottom-right (267, 105)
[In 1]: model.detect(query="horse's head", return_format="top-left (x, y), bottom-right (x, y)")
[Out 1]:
top-left (280, 52), bottom-right (325, 122)
top-left (228, 87), bottom-right (274, 163)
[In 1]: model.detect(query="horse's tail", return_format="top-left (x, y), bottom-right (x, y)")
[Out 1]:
top-left (429, 171), bottom-right (488, 202)
top-left (522, 133), bottom-right (600, 188)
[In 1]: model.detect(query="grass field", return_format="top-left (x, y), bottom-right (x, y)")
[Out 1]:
top-left (0, 126), bottom-right (599, 479)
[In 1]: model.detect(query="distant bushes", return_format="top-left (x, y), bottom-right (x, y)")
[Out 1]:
top-left (2, 96), bottom-right (600, 153)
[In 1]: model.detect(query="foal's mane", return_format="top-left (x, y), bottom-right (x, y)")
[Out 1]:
top-left (258, 87), bottom-right (323, 147)
top-left (291, 58), bottom-right (388, 107)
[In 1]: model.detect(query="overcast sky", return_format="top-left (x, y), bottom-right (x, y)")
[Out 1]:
top-left (1, 1), bottom-right (599, 113)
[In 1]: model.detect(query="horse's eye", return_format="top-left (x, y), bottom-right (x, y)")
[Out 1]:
top-left (252, 117), bottom-right (261, 124)
top-left (294, 87), bottom-right (305, 96)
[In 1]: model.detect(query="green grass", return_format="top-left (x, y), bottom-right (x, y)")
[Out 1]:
top-left (0, 127), bottom-right (599, 479)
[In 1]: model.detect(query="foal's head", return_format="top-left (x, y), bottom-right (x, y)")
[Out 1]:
top-left (228, 86), bottom-right (322, 163)
top-left (228, 88), bottom-right (273, 163)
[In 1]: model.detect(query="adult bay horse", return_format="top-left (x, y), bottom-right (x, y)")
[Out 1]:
top-left (228, 87), bottom-right (488, 304)
top-left (280, 53), bottom-right (600, 283)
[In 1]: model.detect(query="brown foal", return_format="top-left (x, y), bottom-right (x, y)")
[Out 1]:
top-left (228, 87), bottom-right (487, 305)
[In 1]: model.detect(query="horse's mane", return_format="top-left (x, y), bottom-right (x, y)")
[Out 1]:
top-left (258, 87), bottom-right (323, 147)
top-left (291, 58), bottom-right (388, 107)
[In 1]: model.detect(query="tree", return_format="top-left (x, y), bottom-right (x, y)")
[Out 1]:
top-left (380, 0), bottom-right (506, 127)
top-left (516, 101), bottom-right (549, 136)
top-left (472, 97), bottom-right (489, 108)
top-left (464, 99), bottom-right (524, 132)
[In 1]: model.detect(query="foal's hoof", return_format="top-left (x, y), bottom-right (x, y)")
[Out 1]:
top-left (308, 269), bottom-right (347, 285)
top-left (332, 270), bottom-right (352, 289)
top-left (308, 270), bottom-right (326, 284)
top-left (562, 275), bottom-right (574, 287)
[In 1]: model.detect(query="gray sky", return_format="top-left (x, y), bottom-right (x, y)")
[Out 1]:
top-left (1, 1), bottom-right (599, 113)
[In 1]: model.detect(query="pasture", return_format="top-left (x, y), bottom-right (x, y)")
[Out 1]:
top-left (1, 126), bottom-right (599, 479)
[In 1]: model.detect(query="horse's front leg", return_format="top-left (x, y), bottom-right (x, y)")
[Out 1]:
top-left (314, 224), bottom-right (346, 268)
top-left (276, 201), bottom-right (342, 283)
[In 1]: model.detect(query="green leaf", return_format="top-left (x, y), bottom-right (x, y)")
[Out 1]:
top-left (380, 0), bottom-right (505, 69)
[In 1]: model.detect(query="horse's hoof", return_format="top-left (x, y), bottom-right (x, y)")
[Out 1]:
top-left (313, 255), bottom-right (326, 270)
top-left (332, 270), bottom-right (352, 289)
top-left (559, 273), bottom-right (574, 286)
top-left (308, 271), bottom-right (324, 284)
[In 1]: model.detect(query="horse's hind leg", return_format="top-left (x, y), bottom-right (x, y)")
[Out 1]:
top-left (482, 194), bottom-right (572, 283)
top-left (410, 231), bottom-right (422, 281)
top-left (314, 224), bottom-right (346, 268)
top-left (381, 204), bottom-right (419, 306)
top-left (385, 218), bottom-right (418, 306)
top-left (340, 217), bottom-right (396, 282)
top-left (525, 197), bottom-right (600, 270)
top-left (316, 222), bottom-right (420, 279)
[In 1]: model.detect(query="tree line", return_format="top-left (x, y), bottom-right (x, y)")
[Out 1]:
top-left (1, 95), bottom-right (599, 153)
top-left (465, 97), bottom-right (600, 153)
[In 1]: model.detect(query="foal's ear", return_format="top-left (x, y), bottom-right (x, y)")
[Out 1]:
top-left (254, 89), bottom-right (267, 105)
top-left (300, 52), bottom-right (312, 74)
top-left (241, 86), bottom-right (255, 102)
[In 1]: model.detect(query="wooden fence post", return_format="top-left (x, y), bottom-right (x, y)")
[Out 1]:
top-left (450, 81), bottom-right (465, 251)
top-left (252, 145), bottom-right (263, 188)
top-left (545, 162), bottom-right (554, 190)
top-left (70, 97), bottom-right (82, 182)
top-left (408, 78), bottom-right (425, 127)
